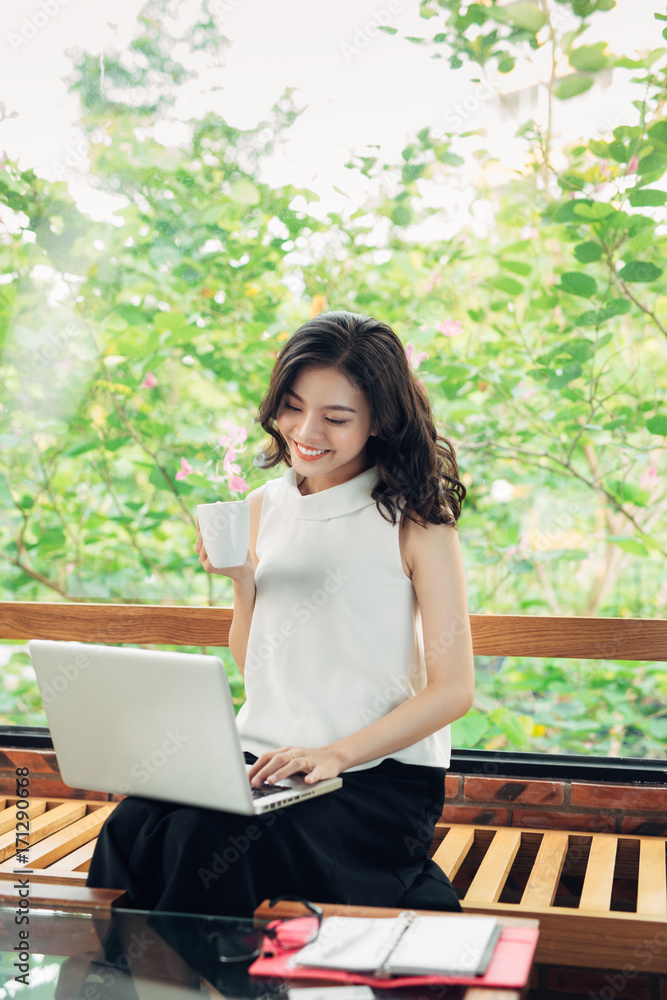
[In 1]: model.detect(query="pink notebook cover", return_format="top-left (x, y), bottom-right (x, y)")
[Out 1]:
top-left (248, 924), bottom-right (540, 989)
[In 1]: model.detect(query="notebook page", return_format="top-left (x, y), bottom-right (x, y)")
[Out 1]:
top-left (381, 914), bottom-right (498, 976)
top-left (290, 916), bottom-right (404, 972)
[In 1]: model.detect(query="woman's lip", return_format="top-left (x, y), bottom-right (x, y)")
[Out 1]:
top-left (293, 440), bottom-right (331, 460)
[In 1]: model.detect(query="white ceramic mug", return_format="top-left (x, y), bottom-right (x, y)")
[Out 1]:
top-left (196, 500), bottom-right (250, 569)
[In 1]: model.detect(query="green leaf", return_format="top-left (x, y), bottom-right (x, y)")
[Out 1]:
top-left (148, 466), bottom-right (173, 491)
top-left (185, 472), bottom-right (215, 489)
top-left (502, 2), bottom-right (546, 31)
top-left (606, 480), bottom-right (650, 506)
top-left (605, 536), bottom-right (649, 557)
top-left (588, 140), bottom-right (609, 157)
top-left (489, 706), bottom-right (530, 747)
top-left (451, 711), bottom-right (489, 747)
top-left (574, 241), bottom-right (603, 262)
top-left (607, 140), bottom-right (628, 163)
top-left (600, 298), bottom-right (631, 319)
top-left (560, 272), bottom-right (597, 298)
top-left (555, 75), bottom-right (595, 100)
top-left (637, 154), bottom-right (667, 176)
top-left (573, 202), bottom-right (615, 220)
top-left (63, 440), bottom-right (100, 457)
top-left (568, 42), bottom-right (608, 73)
top-left (500, 259), bottom-right (532, 276)
top-left (229, 180), bottom-right (261, 205)
top-left (553, 198), bottom-right (593, 223)
top-left (646, 414), bottom-right (667, 435)
top-left (546, 362), bottom-right (583, 389)
top-left (618, 261), bottom-right (663, 283)
top-left (487, 276), bottom-right (523, 296)
top-left (391, 204), bottom-right (413, 226)
top-left (558, 172), bottom-right (587, 191)
top-left (628, 188), bottom-right (667, 207)
top-left (647, 119), bottom-right (667, 147)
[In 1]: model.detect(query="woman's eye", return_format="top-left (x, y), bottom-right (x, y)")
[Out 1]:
top-left (283, 403), bottom-right (347, 425)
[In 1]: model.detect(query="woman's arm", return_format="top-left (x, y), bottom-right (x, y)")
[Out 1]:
top-left (249, 521), bottom-right (476, 786)
top-left (228, 571), bottom-right (257, 678)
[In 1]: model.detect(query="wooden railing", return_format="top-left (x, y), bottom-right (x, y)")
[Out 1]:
top-left (1, 602), bottom-right (666, 659)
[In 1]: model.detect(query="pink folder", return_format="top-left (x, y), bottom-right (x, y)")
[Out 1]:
top-left (248, 922), bottom-right (540, 989)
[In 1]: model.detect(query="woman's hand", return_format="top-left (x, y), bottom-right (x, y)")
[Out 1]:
top-left (248, 746), bottom-right (347, 787)
top-left (194, 515), bottom-right (254, 581)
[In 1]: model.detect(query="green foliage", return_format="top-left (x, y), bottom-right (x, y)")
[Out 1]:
top-left (1, 0), bottom-right (665, 758)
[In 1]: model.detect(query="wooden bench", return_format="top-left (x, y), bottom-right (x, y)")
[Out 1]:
top-left (1, 601), bottom-right (666, 979)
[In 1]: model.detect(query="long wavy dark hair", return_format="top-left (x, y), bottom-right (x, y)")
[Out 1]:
top-left (252, 310), bottom-right (466, 528)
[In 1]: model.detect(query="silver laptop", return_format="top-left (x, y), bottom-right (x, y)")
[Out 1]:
top-left (27, 640), bottom-right (342, 815)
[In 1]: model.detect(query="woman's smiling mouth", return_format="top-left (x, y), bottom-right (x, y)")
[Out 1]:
top-left (293, 440), bottom-right (332, 460)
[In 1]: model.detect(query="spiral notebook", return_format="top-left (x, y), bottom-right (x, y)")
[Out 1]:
top-left (290, 912), bottom-right (502, 978)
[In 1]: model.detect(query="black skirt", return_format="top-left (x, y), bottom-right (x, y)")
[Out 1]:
top-left (86, 752), bottom-right (461, 916)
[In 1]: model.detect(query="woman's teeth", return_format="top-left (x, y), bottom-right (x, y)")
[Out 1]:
top-left (295, 441), bottom-right (329, 456)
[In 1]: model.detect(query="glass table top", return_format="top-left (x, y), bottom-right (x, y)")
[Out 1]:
top-left (0, 904), bottom-right (478, 999)
top-left (0, 904), bottom-right (286, 999)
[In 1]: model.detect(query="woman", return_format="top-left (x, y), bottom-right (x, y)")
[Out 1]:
top-left (86, 310), bottom-right (474, 916)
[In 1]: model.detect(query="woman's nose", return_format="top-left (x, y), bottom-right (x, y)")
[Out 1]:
top-left (295, 415), bottom-right (326, 442)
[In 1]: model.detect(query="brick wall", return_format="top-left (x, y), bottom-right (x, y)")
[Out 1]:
top-left (1, 749), bottom-right (666, 835)
top-left (441, 773), bottom-right (667, 836)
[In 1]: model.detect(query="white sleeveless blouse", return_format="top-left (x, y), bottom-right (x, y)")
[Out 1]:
top-left (235, 463), bottom-right (451, 773)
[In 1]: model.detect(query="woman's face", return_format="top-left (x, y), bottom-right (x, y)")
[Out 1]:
top-left (276, 365), bottom-right (377, 483)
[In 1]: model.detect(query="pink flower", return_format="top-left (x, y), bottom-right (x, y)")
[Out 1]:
top-left (437, 319), bottom-right (462, 338)
top-left (228, 474), bottom-right (249, 493)
top-left (175, 457), bottom-right (193, 481)
top-left (405, 342), bottom-right (429, 371)
top-left (638, 463), bottom-right (660, 492)
top-left (142, 372), bottom-right (158, 388)
top-left (218, 420), bottom-right (248, 450)
top-left (65, 562), bottom-right (75, 575)
top-left (627, 156), bottom-right (639, 174)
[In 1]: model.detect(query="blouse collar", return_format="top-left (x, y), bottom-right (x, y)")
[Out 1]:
top-left (279, 464), bottom-right (381, 520)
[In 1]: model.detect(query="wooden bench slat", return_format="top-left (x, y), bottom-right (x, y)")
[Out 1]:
top-left (431, 824), bottom-right (476, 880)
top-left (521, 831), bottom-right (569, 909)
top-left (0, 800), bottom-right (48, 836)
top-left (10, 804), bottom-right (115, 870)
top-left (0, 802), bottom-right (86, 863)
top-left (41, 837), bottom-right (99, 876)
top-left (637, 837), bottom-right (667, 916)
top-left (578, 835), bottom-right (618, 912)
top-left (464, 828), bottom-right (522, 904)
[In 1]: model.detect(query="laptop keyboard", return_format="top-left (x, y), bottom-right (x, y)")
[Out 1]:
top-left (250, 782), bottom-right (294, 798)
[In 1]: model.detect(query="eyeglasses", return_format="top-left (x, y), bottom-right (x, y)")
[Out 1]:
top-left (207, 894), bottom-right (323, 963)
